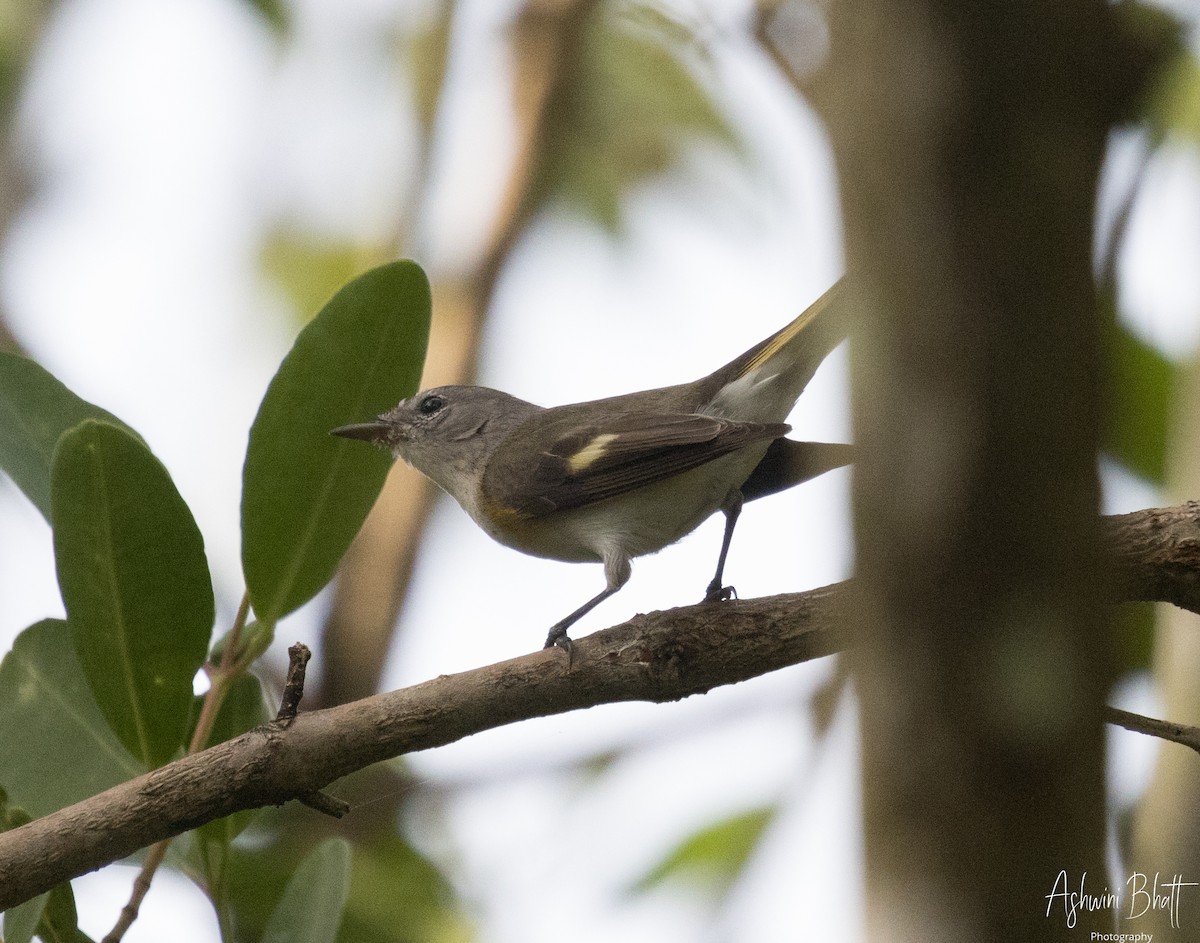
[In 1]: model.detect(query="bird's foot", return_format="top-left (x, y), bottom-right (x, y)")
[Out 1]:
top-left (704, 580), bottom-right (737, 603)
top-left (543, 623), bottom-right (575, 670)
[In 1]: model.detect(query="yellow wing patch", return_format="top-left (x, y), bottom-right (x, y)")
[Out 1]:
top-left (566, 433), bottom-right (619, 474)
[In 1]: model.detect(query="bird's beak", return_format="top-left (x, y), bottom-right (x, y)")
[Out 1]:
top-left (330, 421), bottom-right (391, 443)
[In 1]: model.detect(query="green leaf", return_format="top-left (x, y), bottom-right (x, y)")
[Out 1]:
top-left (1103, 316), bottom-right (1177, 483)
top-left (337, 832), bottom-right (469, 943)
top-left (0, 784), bottom-right (28, 830)
top-left (0, 352), bottom-right (135, 518)
top-left (1152, 52), bottom-right (1200, 141)
top-left (630, 805), bottom-right (777, 898)
top-left (2, 885), bottom-right (92, 943)
top-left (207, 619), bottom-right (275, 671)
top-left (209, 812), bottom-right (309, 940)
top-left (4, 891), bottom-right (47, 943)
top-left (214, 763), bottom-right (467, 943)
top-left (51, 421), bottom-right (214, 767)
top-left (242, 260), bottom-right (430, 623)
top-left (0, 620), bottom-right (144, 818)
top-left (262, 839), bottom-right (353, 943)
top-left (35, 882), bottom-right (95, 943)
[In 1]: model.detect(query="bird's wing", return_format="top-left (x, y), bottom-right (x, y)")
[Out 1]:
top-left (481, 410), bottom-right (789, 518)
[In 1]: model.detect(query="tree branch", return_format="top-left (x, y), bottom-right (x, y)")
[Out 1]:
top-left (1102, 501), bottom-right (1200, 614)
top-left (0, 586), bottom-right (843, 909)
top-left (1106, 707), bottom-right (1200, 756)
top-left (1, 501), bottom-right (1198, 909)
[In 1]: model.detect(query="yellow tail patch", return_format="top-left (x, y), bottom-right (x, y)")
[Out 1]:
top-left (738, 281), bottom-right (843, 379)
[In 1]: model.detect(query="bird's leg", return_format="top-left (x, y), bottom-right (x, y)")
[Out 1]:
top-left (544, 549), bottom-right (632, 664)
top-left (704, 489), bottom-right (744, 603)
top-left (543, 587), bottom-right (617, 657)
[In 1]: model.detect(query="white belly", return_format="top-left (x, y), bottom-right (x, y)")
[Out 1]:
top-left (492, 445), bottom-right (769, 564)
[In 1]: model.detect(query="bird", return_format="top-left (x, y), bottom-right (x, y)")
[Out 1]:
top-left (333, 280), bottom-right (851, 654)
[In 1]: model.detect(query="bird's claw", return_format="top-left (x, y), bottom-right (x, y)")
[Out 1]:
top-left (704, 582), bottom-right (736, 603)
top-left (544, 625), bottom-right (575, 670)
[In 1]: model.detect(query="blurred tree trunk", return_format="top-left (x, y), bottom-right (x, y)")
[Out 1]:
top-left (317, 0), bottom-right (602, 707)
top-left (817, 3), bottom-right (1124, 938)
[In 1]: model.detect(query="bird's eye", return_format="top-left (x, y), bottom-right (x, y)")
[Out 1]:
top-left (417, 394), bottom-right (445, 415)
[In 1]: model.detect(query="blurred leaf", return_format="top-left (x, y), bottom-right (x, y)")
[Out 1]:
top-left (338, 833), bottom-right (471, 943)
top-left (238, 0), bottom-right (289, 34)
top-left (406, 6), bottom-right (453, 133)
top-left (1113, 601), bottom-right (1156, 675)
top-left (1103, 315), bottom-right (1177, 484)
top-left (208, 618), bottom-right (276, 672)
top-left (210, 839), bottom-right (276, 939)
top-left (0, 784), bottom-right (28, 830)
top-left (808, 657), bottom-right (850, 739)
top-left (214, 810), bottom-right (312, 941)
top-left (1112, 0), bottom-right (1189, 132)
top-left (630, 805), bottom-right (777, 898)
top-left (52, 421), bottom-right (214, 767)
top-left (0, 352), bottom-right (136, 518)
top-left (261, 232), bottom-right (388, 329)
top-left (242, 260), bottom-right (430, 624)
top-left (35, 882), bottom-right (95, 943)
top-left (4, 890), bottom-right (46, 943)
top-left (0, 0), bottom-right (54, 119)
top-left (2, 883), bottom-right (96, 943)
top-left (261, 839), bottom-right (353, 943)
top-left (0, 620), bottom-right (144, 819)
top-left (219, 765), bottom-right (467, 943)
top-left (1152, 52), bottom-right (1200, 141)
top-left (540, 1), bottom-right (740, 230)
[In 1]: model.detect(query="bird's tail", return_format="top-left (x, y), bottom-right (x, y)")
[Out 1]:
top-left (738, 279), bottom-right (847, 384)
top-left (702, 279), bottom-right (849, 422)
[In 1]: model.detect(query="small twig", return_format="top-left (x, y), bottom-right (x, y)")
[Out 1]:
top-left (1105, 706), bottom-right (1200, 756)
top-left (276, 643), bottom-right (312, 724)
top-left (275, 643), bottom-right (346, 817)
top-left (188, 594), bottom-right (254, 752)
top-left (103, 592), bottom-right (253, 943)
top-left (298, 791), bottom-right (351, 818)
top-left (100, 841), bottom-right (168, 943)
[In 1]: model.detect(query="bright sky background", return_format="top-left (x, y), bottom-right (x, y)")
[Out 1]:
top-left (1, 1), bottom-right (1198, 941)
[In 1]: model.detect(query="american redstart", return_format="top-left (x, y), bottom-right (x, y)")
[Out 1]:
top-left (333, 280), bottom-right (851, 653)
